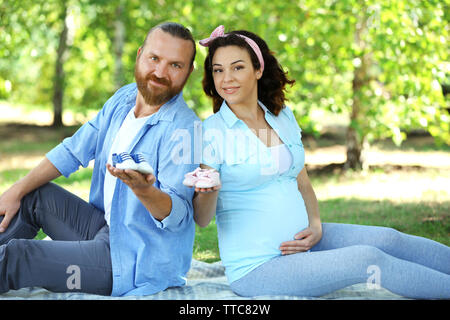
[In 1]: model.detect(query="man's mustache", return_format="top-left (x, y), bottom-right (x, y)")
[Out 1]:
top-left (147, 74), bottom-right (171, 87)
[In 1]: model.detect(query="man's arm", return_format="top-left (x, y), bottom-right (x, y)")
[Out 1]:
top-left (0, 85), bottom-right (133, 232)
top-left (0, 105), bottom-right (103, 232)
top-left (106, 164), bottom-right (171, 221)
top-left (0, 157), bottom-right (61, 232)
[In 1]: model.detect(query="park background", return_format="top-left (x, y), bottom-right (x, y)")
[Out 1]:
top-left (0, 0), bottom-right (449, 262)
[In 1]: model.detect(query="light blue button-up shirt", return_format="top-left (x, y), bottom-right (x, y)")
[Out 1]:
top-left (202, 100), bottom-right (309, 284)
top-left (46, 83), bottom-right (199, 296)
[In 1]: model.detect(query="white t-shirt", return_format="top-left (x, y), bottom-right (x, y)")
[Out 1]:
top-left (269, 143), bottom-right (293, 174)
top-left (103, 106), bottom-right (152, 225)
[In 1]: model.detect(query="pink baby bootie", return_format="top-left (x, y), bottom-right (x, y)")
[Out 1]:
top-left (183, 167), bottom-right (220, 188)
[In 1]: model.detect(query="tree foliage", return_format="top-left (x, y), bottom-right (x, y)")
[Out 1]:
top-left (0, 0), bottom-right (448, 167)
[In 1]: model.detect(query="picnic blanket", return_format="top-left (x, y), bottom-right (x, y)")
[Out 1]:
top-left (0, 259), bottom-right (406, 300)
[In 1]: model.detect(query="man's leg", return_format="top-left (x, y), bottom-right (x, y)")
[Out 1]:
top-left (0, 183), bottom-right (112, 295)
top-left (0, 226), bottom-right (112, 294)
top-left (0, 182), bottom-right (107, 244)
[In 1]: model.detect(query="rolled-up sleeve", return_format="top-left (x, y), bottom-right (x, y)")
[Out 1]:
top-left (151, 187), bottom-right (192, 230)
top-left (45, 114), bottom-right (102, 178)
top-left (45, 85), bottom-right (135, 178)
top-left (150, 123), bottom-right (198, 232)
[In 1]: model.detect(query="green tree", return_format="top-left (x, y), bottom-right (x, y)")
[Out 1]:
top-left (52, 0), bottom-right (70, 128)
top-left (1, 0), bottom-right (448, 165)
top-left (0, 0), bottom-right (77, 126)
top-left (281, 0), bottom-right (449, 169)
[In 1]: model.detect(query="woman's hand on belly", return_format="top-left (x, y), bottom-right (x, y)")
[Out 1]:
top-left (279, 224), bottom-right (322, 255)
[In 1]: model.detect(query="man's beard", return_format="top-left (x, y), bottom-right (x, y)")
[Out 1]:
top-left (134, 65), bottom-right (186, 107)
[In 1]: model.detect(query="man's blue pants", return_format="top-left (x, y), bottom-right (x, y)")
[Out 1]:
top-left (0, 183), bottom-right (112, 295)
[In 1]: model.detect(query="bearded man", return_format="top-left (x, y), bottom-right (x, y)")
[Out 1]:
top-left (0, 22), bottom-right (199, 296)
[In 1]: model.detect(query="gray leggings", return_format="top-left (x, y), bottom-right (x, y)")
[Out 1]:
top-left (0, 183), bottom-right (112, 295)
top-left (230, 223), bottom-right (450, 299)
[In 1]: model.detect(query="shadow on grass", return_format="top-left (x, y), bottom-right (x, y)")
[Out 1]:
top-left (0, 168), bottom-right (93, 188)
top-left (305, 162), bottom-right (437, 177)
top-left (0, 123), bottom-right (80, 154)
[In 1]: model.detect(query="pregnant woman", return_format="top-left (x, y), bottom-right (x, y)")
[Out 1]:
top-left (190, 25), bottom-right (450, 299)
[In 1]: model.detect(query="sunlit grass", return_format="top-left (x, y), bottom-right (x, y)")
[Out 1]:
top-left (194, 219), bottom-right (220, 263)
top-left (310, 166), bottom-right (450, 203)
top-left (319, 197), bottom-right (449, 246)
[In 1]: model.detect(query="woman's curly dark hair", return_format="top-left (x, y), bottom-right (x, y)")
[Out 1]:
top-left (202, 30), bottom-right (295, 115)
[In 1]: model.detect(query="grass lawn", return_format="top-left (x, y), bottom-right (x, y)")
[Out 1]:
top-left (0, 123), bottom-right (449, 263)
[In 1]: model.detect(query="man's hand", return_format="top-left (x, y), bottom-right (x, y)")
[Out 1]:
top-left (106, 164), bottom-right (156, 194)
top-left (0, 187), bottom-right (22, 232)
top-left (279, 224), bottom-right (323, 255)
top-left (0, 157), bottom-right (61, 233)
top-left (106, 163), bottom-right (172, 221)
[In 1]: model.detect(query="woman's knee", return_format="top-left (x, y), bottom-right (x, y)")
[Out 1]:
top-left (350, 245), bottom-right (387, 266)
top-left (376, 226), bottom-right (403, 248)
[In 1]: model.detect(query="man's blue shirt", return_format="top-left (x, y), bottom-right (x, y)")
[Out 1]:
top-left (46, 83), bottom-right (200, 296)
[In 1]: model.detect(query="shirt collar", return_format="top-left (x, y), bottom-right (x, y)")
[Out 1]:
top-left (125, 83), bottom-right (184, 125)
top-left (218, 99), bottom-right (272, 128)
top-left (258, 100), bottom-right (270, 114)
top-left (150, 91), bottom-right (184, 123)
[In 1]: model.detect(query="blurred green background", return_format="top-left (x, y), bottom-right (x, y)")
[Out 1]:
top-left (0, 0), bottom-right (449, 260)
top-left (1, 0), bottom-right (449, 167)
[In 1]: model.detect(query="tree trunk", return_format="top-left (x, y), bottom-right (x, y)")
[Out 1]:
top-left (345, 11), bottom-right (370, 170)
top-left (113, 0), bottom-right (126, 91)
top-left (52, 2), bottom-right (69, 128)
top-left (345, 55), bottom-right (369, 170)
top-left (345, 105), bottom-right (363, 170)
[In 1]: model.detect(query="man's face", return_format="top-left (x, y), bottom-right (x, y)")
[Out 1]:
top-left (134, 28), bottom-right (194, 107)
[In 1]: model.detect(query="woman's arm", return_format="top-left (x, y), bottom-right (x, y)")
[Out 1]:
top-left (192, 164), bottom-right (221, 228)
top-left (297, 167), bottom-right (322, 232)
top-left (279, 167), bottom-right (322, 255)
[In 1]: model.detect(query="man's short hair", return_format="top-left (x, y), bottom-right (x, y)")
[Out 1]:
top-left (143, 22), bottom-right (196, 66)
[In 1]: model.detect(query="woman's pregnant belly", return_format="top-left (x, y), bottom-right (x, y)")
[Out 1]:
top-left (216, 179), bottom-right (309, 277)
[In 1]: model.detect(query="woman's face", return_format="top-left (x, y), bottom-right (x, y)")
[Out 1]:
top-left (211, 45), bottom-right (262, 108)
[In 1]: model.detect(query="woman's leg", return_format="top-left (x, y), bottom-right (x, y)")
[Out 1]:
top-left (230, 244), bottom-right (450, 299)
top-left (312, 223), bottom-right (450, 275)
